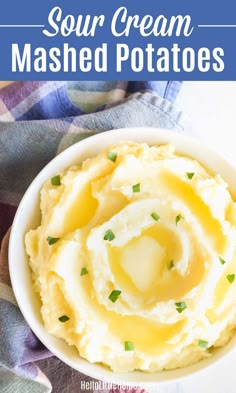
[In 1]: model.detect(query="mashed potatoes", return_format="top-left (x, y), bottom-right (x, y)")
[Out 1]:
top-left (25, 142), bottom-right (236, 372)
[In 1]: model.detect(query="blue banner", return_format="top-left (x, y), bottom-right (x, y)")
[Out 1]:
top-left (1, 0), bottom-right (236, 80)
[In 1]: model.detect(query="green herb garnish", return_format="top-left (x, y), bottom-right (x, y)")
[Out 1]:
top-left (132, 183), bottom-right (140, 193)
top-left (219, 256), bottom-right (226, 265)
top-left (175, 214), bottom-right (184, 226)
top-left (124, 341), bottom-right (135, 351)
top-left (51, 175), bottom-right (61, 186)
top-left (175, 301), bottom-right (187, 313)
top-left (80, 267), bottom-right (88, 276)
top-left (198, 339), bottom-right (209, 349)
top-left (151, 212), bottom-right (160, 221)
top-left (58, 315), bottom-right (70, 323)
top-left (168, 260), bottom-right (174, 270)
top-left (109, 290), bottom-right (121, 303)
top-left (47, 236), bottom-right (60, 245)
top-left (104, 229), bottom-right (115, 241)
top-left (186, 172), bottom-right (195, 180)
top-left (107, 151), bottom-right (117, 163)
top-left (227, 274), bottom-right (235, 284)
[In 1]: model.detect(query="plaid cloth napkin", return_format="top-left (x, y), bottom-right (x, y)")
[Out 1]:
top-left (0, 81), bottom-right (184, 393)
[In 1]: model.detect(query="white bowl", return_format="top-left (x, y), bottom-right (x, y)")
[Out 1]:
top-left (9, 127), bottom-right (236, 387)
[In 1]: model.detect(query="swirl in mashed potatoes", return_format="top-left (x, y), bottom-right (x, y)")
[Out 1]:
top-left (25, 142), bottom-right (236, 372)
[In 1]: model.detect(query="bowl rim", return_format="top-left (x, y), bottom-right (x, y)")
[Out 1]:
top-left (8, 127), bottom-right (236, 387)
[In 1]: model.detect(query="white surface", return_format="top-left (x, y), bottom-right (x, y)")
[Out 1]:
top-left (9, 127), bottom-right (236, 390)
top-left (177, 82), bottom-right (236, 164)
top-left (176, 82), bottom-right (236, 393)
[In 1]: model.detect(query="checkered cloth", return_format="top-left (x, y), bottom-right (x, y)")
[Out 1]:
top-left (0, 81), bottom-right (183, 393)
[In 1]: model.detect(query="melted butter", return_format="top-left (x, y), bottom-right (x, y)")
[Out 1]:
top-left (109, 315), bottom-right (185, 354)
top-left (92, 190), bottom-right (128, 227)
top-left (226, 201), bottom-right (236, 226)
top-left (63, 183), bottom-right (98, 232)
top-left (120, 235), bottom-right (165, 292)
top-left (43, 273), bottom-right (75, 327)
top-left (77, 281), bottom-right (186, 355)
top-left (109, 224), bottom-right (205, 302)
top-left (45, 252), bottom-right (187, 356)
top-left (43, 265), bottom-right (186, 357)
top-left (87, 279), bottom-right (186, 355)
top-left (207, 247), bottom-right (236, 323)
top-left (50, 160), bottom-right (117, 234)
top-left (160, 172), bottom-right (226, 254)
top-left (26, 230), bottom-right (39, 259)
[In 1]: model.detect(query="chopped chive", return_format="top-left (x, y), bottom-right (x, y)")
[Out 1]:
top-left (132, 183), bottom-right (140, 193)
top-left (198, 339), bottom-right (209, 349)
top-left (168, 260), bottom-right (174, 270)
top-left (80, 267), bottom-right (88, 276)
top-left (58, 315), bottom-right (70, 323)
top-left (104, 229), bottom-right (115, 241)
top-left (51, 175), bottom-right (61, 186)
top-left (124, 341), bottom-right (135, 351)
top-left (175, 214), bottom-right (184, 226)
top-left (109, 290), bottom-right (121, 303)
top-left (47, 236), bottom-right (60, 245)
top-left (107, 151), bottom-right (117, 163)
top-left (226, 274), bottom-right (235, 284)
top-left (175, 301), bottom-right (187, 313)
top-left (186, 172), bottom-right (195, 180)
top-left (219, 256), bottom-right (226, 265)
top-left (151, 212), bottom-right (160, 221)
